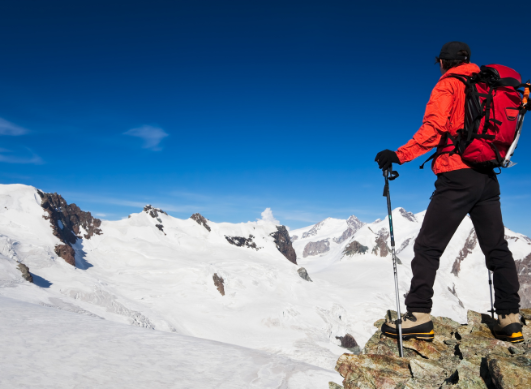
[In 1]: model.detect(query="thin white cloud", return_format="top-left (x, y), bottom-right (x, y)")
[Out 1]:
top-left (0, 118), bottom-right (29, 136)
top-left (124, 125), bottom-right (169, 151)
top-left (0, 149), bottom-right (43, 165)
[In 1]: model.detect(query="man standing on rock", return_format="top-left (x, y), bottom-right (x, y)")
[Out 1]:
top-left (375, 42), bottom-right (523, 343)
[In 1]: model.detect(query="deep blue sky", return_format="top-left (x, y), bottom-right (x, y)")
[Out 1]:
top-left (1, 0), bottom-right (530, 236)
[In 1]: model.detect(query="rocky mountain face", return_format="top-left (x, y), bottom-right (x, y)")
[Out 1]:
top-left (38, 190), bottom-right (102, 266)
top-left (190, 213), bottom-right (211, 232)
top-left (271, 226), bottom-right (297, 264)
top-left (333, 309), bottom-right (531, 389)
top-left (303, 239), bottom-right (330, 258)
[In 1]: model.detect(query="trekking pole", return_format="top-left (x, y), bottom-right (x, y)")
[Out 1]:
top-left (488, 270), bottom-right (495, 319)
top-left (382, 165), bottom-right (404, 357)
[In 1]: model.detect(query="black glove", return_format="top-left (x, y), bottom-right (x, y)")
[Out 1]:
top-left (375, 149), bottom-right (400, 171)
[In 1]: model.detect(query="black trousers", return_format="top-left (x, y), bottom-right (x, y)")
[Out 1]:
top-left (404, 168), bottom-right (520, 315)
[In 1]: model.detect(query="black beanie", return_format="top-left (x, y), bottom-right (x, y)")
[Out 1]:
top-left (437, 41), bottom-right (471, 61)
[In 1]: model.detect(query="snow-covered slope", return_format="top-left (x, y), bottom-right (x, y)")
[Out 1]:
top-left (0, 296), bottom-right (337, 388)
top-left (1, 183), bottom-right (530, 387)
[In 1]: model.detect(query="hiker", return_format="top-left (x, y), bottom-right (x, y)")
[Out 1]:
top-left (375, 42), bottom-right (523, 343)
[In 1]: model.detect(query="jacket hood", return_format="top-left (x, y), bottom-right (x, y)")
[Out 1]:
top-left (440, 63), bottom-right (480, 80)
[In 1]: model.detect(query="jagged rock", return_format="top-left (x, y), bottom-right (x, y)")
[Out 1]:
top-left (213, 273), bottom-right (225, 296)
top-left (225, 235), bottom-right (260, 250)
top-left (190, 213), bottom-right (211, 232)
top-left (303, 239), bottom-right (330, 258)
top-left (17, 263), bottom-right (33, 283)
top-left (333, 216), bottom-right (365, 244)
top-left (336, 333), bottom-right (360, 354)
top-left (297, 267), bottom-right (312, 282)
top-left (343, 240), bottom-right (368, 257)
top-left (452, 229), bottom-right (477, 276)
top-left (54, 244), bottom-right (76, 266)
top-left (328, 382), bottom-right (343, 389)
top-left (38, 191), bottom-right (102, 266)
top-left (143, 204), bottom-right (167, 219)
top-left (448, 284), bottom-right (465, 308)
top-left (489, 355), bottom-right (531, 388)
top-left (399, 208), bottom-right (417, 222)
top-left (271, 226), bottom-right (297, 264)
top-left (516, 253), bottom-right (531, 308)
top-left (335, 353), bottom-right (412, 389)
top-left (396, 237), bottom-right (412, 254)
top-left (372, 229), bottom-right (390, 258)
top-left (38, 190), bottom-right (102, 242)
top-left (302, 220), bottom-right (326, 238)
top-left (337, 309), bottom-right (531, 389)
top-left (155, 224), bottom-right (165, 234)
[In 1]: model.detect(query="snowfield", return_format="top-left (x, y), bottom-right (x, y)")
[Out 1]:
top-left (0, 183), bottom-right (530, 388)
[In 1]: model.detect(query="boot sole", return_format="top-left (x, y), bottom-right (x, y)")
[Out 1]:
top-left (382, 330), bottom-right (435, 341)
top-left (495, 332), bottom-right (524, 343)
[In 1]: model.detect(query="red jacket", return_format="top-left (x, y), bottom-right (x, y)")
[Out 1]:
top-left (396, 63), bottom-right (481, 174)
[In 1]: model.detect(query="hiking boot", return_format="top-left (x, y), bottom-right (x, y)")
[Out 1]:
top-left (381, 312), bottom-right (434, 341)
top-left (493, 313), bottom-right (524, 343)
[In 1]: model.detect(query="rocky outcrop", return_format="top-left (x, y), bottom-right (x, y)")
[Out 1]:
top-left (17, 263), bottom-right (33, 283)
top-left (38, 191), bottom-right (102, 266)
top-left (213, 273), bottom-right (225, 296)
top-left (303, 239), bottom-right (330, 258)
top-left (396, 238), bottom-right (411, 255)
top-left (302, 220), bottom-right (326, 239)
top-left (54, 244), bottom-right (76, 266)
top-left (399, 208), bottom-right (417, 222)
top-left (343, 240), bottom-right (368, 257)
top-left (336, 309), bottom-right (531, 389)
top-left (372, 229), bottom-right (390, 258)
top-left (190, 213), bottom-right (211, 232)
top-left (516, 253), bottom-right (531, 308)
top-left (334, 215), bottom-right (365, 244)
top-left (143, 204), bottom-right (167, 219)
top-left (225, 235), bottom-right (260, 250)
top-left (452, 229), bottom-right (477, 276)
top-left (336, 333), bottom-right (360, 354)
top-left (271, 226), bottom-right (297, 264)
top-left (155, 224), bottom-right (165, 234)
top-left (39, 191), bottom-right (102, 243)
top-left (297, 267), bottom-right (312, 282)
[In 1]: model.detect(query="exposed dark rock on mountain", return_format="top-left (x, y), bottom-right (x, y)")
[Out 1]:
top-left (396, 238), bottom-right (412, 255)
top-left (155, 224), bottom-right (166, 235)
top-left (39, 191), bottom-right (102, 242)
top-left (54, 244), bottom-right (76, 266)
top-left (335, 333), bottom-right (360, 354)
top-left (343, 240), bottom-right (368, 257)
top-left (143, 205), bottom-right (167, 219)
top-left (336, 309), bottom-right (531, 388)
top-left (372, 229), bottom-right (390, 258)
top-left (38, 191), bottom-right (102, 266)
top-left (516, 253), bottom-right (531, 309)
top-left (334, 216), bottom-right (365, 244)
top-left (190, 213), bottom-right (211, 232)
top-left (297, 267), bottom-right (312, 282)
top-left (213, 273), bottom-right (225, 296)
top-left (452, 229), bottom-right (477, 276)
top-left (303, 239), bottom-right (330, 258)
top-left (225, 235), bottom-right (260, 250)
top-left (447, 284), bottom-right (465, 308)
top-left (271, 226), bottom-right (297, 264)
top-left (17, 263), bottom-right (33, 283)
top-left (399, 208), bottom-right (417, 222)
top-left (302, 220), bottom-right (326, 239)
